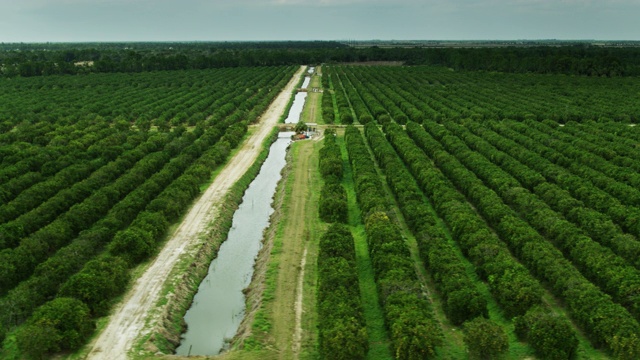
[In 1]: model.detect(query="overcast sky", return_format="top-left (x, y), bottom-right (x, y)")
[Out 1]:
top-left (1, 0), bottom-right (638, 42)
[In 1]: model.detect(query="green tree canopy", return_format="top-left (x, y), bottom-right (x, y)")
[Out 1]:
top-left (463, 317), bottom-right (509, 360)
top-left (295, 120), bottom-right (307, 133)
top-left (16, 297), bottom-right (94, 359)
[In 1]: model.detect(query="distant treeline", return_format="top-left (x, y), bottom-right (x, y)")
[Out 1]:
top-left (416, 46), bottom-right (639, 77)
top-left (1, 41), bottom-right (640, 77)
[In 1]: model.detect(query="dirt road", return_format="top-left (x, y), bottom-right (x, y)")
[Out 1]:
top-left (269, 139), bottom-right (318, 360)
top-left (87, 66), bottom-right (305, 360)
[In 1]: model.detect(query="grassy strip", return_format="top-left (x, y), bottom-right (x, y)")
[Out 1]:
top-left (238, 158), bottom-right (293, 352)
top-left (233, 141), bottom-right (294, 351)
top-left (300, 140), bottom-right (322, 360)
top-left (337, 131), bottom-right (393, 360)
top-left (309, 72), bottom-right (322, 89)
top-left (132, 127), bottom-right (281, 357)
top-left (220, 140), bottom-right (324, 360)
top-left (316, 223), bottom-right (368, 359)
top-left (430, 216), bottom-right (536, 359)
top-left (352, 126), bottom-right (468, 359)
top-left (301, 82), bottom-right (322, 126)
top-left (294, 85), bottom-right (324, 359)
top-left (315, 131), bottom-right (367, 359)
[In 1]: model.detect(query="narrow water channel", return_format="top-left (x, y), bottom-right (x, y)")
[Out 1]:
top-left (284, 91), bottom-right (307, 124)
top-left (175, 132), bottom-right (294, 356)
top-left (301, 76), bottom-right (311, 89)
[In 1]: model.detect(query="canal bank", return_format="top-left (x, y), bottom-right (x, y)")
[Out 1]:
top-left (175, 131), bottom-right (294, 356)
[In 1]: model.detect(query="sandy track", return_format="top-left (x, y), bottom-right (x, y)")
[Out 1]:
top-left (292, 246), bottom-right (308, 356)
top-left (87, 66), bottom-right (305, 360)
top-left (268, 139), bottom-right (315, 360)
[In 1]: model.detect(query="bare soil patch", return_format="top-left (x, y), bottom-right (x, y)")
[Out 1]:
top-left (292, 246), bottom-right (308, 356)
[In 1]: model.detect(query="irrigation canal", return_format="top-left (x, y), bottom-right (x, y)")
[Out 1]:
top-left (175, 131), bottom-right (295, 356)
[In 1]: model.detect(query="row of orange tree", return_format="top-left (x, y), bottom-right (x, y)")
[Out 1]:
top-left (344, 126), bottom-right (443, 359)
top-left (318, 130), bottom-right (347, 223)
top-left (442, 119), bottom-right (640, 270)
top-left (329, 65), bottom-right (640, 124)
top-left (384, 118), bottom-right (640, 357)
top-left (331, 63), bottom-right (640, 358)
top-left (423, 119), bottom-right (640, 322)
top-left (0, 65), bottom-right (296, 358)
top-left (482, 120), bottom-right (640, 241)
top-left (316, 131), bottom-right (367, 359)
top-left (379, 122), bottom-right (577, 359)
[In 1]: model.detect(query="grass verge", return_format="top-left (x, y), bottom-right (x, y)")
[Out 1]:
top-left (218, 138), bottom-right (323, 360)
top-left (337, 130), bottom-right (393, 360)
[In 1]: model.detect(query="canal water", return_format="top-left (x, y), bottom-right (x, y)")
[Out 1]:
top-left (175, 132), bottom-right (294, 356)
top-left (301, 76), bottom-right (311, 89)
top-left (284, 91), bottom-right (307, 124)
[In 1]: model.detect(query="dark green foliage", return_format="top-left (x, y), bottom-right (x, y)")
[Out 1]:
top-left (368, 122), bottom-right (488, 324)
top-left (318, 224), bottom-right (354, 261)
top-left (402, 121), bottom-right (547, 316)
top-left (294, 120), bottom-right (307, 134)
top-left (340, 68), bottom-right (413, 127)
top-left (431, 119), bottom-right (640, 321)
top-left (131, 211), bottom-right (169, 241)
top-left (317, 224), bottom-right (368, 360)
top-left (14, 324), bottom-right (60, 360)
top-left (319, 181), bottom-right (348, 223)
top-left (320, 75), bottom-right (335, 124)
top-left (514, 306), bottom-right (578, 360)
top-left (319, 317), bottom-right (368, 360)
top-left (377, 114), bottom-right (391, 125)
top-left (386, 290), bottom-right (443, 360)
top-left (318, 132), bottom-right (348, 223)
top-left (15, 298), bottom-right (94, 358)
top-left (318, 130), bottom-right (343, 180)
top-left (322, 106), bottom-right (335, 123)
top-left (108, 227), bottom-right (155, 265)
top-left (0, 66), bottom-right (299, 357)
top-left (345, 123), bottom-right (443, 358)
top-left (322, 72), bottom-right (336, 124)
top-left (5, 52), bottom-right (640, 359)
top-left (4, 42), bottom-right (640, 78)
top-left (58, 256), bottom-right (130, 316)
top-left (333, 65), bottom-right (640, 124)
top-left (463, 317), bottom-right (509, 360)
top-left (410, 119), bottom-right (640, 356)
top-left (340, 112), bottom-right (354, 125)
top-left (344, 126), bottom-right (388, 218)
top-left (359, 114), bottom-right (374, 125)
top-left (441, 121), bottom-right (640, 355)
